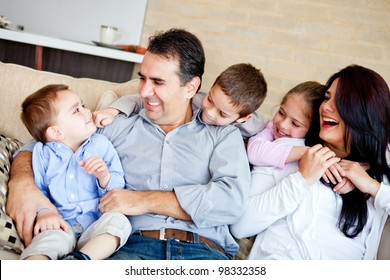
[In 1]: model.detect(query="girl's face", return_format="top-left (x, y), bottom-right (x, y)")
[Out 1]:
top-left (319, 78), bottom-right (347, 156)
top-left (273, 94), bottom-right (311, 140)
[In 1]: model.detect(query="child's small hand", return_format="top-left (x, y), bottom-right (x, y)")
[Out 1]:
top-left (80, 157), bottom-right (110, 188)
top-left (34, 210), bottom-right (68, 235)
top-left (322, 162), bottom-right (345, 184)
top-left (299, 144), bottom-right (340, 185)
top-left (92, 108), bottom-right (120, 128)
top-left (332, 177), bottom-right (355, 194)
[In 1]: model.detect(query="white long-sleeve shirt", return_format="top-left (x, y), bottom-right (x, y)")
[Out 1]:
top-left (231, 138), bottom-right (390, 259)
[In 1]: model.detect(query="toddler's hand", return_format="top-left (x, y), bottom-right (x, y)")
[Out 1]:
top-left (93, 108), bottom-right (120, 128)
top-left (34, 210), bottom-right (68, 235)
top-left (80, 157), bottom-right (110, 188)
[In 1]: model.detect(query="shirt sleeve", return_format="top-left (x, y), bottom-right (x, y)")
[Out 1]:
top-left (174, 127), bottom-right (251, 228)
top-left (247, 121), bottom-right (293, 168)
top-left (230, 172), bottom-right (311, 238)
top-left (96, 136), bottom-right (125, 196)
top-left (374, 182), bottom-right (390, 214)
top-left (192, 91), bottom-right (205, 110)
top-left (235, 111), bottom-right (270, 140)
top-left (31, 142), bottom-right (49, 197)
top-left (13, 139), bottom-right (37, 158)
top-left (109, 94), bottom-right (143, 117)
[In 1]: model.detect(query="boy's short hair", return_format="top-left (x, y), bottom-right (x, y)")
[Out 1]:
top-left (21, 84), bottom-right (69, 143)
top-left (212, 63), bottom-right (267, 117)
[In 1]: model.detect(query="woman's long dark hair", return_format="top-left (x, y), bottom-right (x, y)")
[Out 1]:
top-left (306, 65), bottom-right (390, 238)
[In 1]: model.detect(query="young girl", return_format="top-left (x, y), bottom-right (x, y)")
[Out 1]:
top-left (233, 81), bottom-right (326, 259)
top-left (248, 81), bottom-right (324, 169)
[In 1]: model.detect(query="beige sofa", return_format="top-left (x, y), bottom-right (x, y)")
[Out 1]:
top-left (0, 61), bottom-right (389, 260)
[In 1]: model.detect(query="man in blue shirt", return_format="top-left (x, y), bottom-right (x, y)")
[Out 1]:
top-left (8, 28), bottom-right (251, 259)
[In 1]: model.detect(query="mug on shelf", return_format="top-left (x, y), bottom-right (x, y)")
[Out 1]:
top-left (100, 25), bottom-right (123, 45)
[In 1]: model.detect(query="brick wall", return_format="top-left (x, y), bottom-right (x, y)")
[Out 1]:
top-left (140, 0), bottom-right (390, 116)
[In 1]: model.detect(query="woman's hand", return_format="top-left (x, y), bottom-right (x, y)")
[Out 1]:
top-left (337, 159), bottom-right (381, 197)
top-left (322, 162), bottom-right (354, 194)
top-left (299, 144), bottom-right (341, 185)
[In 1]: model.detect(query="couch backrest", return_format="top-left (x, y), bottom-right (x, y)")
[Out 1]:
top-left (0, 62), bottom-right (139, 143)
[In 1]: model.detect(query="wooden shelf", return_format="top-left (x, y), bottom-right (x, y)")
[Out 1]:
top-left (0, 28), bottom-right (144, 83)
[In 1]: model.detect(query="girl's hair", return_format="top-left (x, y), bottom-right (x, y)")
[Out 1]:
top-left (312, 65), bottom-right (390, 238)
top-left (21, 84), bottom-right (69, 143)
top-left (281, 81), bottom-right (326, 140)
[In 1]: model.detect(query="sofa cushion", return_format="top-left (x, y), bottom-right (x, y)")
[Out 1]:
top-left (0, 62), bottom-right (139, 144)
top-left (0, 134), bottom-right (24, 254)
top-left (96, 90), bottom-right (119, 110)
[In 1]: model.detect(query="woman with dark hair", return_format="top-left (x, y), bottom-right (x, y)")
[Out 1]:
top-left (231, 65), bottom-right (390, 259)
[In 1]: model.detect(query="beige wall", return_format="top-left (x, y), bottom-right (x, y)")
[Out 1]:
top-left (140, 0), bottom-right (390, 116)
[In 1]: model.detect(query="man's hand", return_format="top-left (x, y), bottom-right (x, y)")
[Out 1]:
top-left (98, 189), bottom-right (153, 216)
top-left (99, 189), bottom-right (192, 221)
top-left (6, 151), bottom-right (58, 246)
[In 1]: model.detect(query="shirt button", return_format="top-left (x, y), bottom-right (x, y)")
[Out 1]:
top-left (70, 193), bottom-right (75, 199)
top-left (163, 185), bottom-right (168, 189)
top-left (164, 162), bottom-right (168, 167)
top-left (166, 140), bottom-right (169, 144)
top-left (69, 174), bottom-right (74, 179)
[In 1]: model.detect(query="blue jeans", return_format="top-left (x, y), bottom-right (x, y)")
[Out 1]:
top-left (108, 234), bottom-right (233, 260)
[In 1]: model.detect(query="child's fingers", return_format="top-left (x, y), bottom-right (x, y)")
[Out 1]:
top-left (333, 178), bottom-right (355, 194)
top-left (328, 165), bottom-right (342, 183)
top-left (101, 117), bottom-right (114, 126)
top-left (322, 171), bottom-right (331, 184)
top-left (60, 219), bottom-right (69, 232)
top-left (81, 157), bottom-right (105, 173)
top-left (333, 162), bottom-right (346, 177)
top-left (89, 162), bottom-right (105, 174)
top-left (34, 223), bottom-right (42, 235)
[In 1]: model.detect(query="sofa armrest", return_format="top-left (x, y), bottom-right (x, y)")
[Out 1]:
top-left (377, 216), bottom-right (390, 259)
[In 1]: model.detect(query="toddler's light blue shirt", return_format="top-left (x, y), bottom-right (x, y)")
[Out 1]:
top-left (32, 133), bottom-right (125, 232)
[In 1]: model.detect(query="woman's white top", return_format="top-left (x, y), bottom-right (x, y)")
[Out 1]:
top-left (230, 138), bottom-right (390, 259)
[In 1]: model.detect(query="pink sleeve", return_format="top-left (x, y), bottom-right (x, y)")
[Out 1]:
top-left (247, 121), bottom-right (293, 168)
